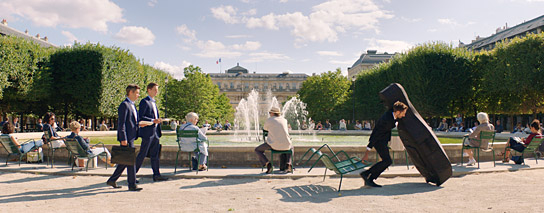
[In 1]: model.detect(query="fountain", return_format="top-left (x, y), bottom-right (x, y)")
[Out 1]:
top-left (233, 89), bottom-right (315, 142)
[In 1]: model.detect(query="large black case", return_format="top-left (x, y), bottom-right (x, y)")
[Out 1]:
top-left (379, 83), bottom-right (452, 186)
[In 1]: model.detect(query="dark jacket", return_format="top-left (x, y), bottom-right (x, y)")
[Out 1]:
top-left (118, 98), bottom-right (139, 143)
top-left (138, 96), bottom-right (162, 139)
top-left (66, 132), bottom-right (92, 154)
top-left (367, 109), bottom-right (396, 149)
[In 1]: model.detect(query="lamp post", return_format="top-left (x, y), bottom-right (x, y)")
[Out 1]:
top-left (164, 76), bottom-right (169, 118)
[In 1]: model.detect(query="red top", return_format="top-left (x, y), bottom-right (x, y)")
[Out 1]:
top-left (525, 133), bottom-right (542, 145)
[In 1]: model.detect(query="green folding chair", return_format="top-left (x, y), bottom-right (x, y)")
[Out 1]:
top-left (507, 136), bottom-right (543, 165)
top-left (0, 135), bottom-right (41, 166)
top-left (262, 130), bottom-right (294, 174)
top-left (175, 129), bottom-right (209, 174)
top-left (64, 138), bottom-right (108, 172)
top-left (461, 130), bottom-right (496, 168)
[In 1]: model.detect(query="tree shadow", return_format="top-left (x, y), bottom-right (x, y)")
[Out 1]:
top-left (0, 182), bottom-right (123, 204)
top-left (179, 175), bottom-right (260, 189)
top-left (0, 173), bottom-right (63, 184)
top-left (275, 182), bottom-right (441, 203)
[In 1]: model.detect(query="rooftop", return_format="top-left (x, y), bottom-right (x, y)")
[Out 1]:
top-left (0, 20), bottom-right (57, 48)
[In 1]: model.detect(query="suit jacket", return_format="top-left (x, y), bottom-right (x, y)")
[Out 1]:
top-left (138, 96), bottom-right (162, 139)
top-left (367, 109), bottom-right (396, 149)
top-left (118, 98), bottom-right (139, 144)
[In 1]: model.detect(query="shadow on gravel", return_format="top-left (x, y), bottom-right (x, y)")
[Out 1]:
top-left (179, 175), bottom-right (260, 189)
top-left (276, 182), bottom-right (441, 203)
top-left (0, 182), bottom-right (122, 204)
top-left (0, 173), bottom-right (63, 184)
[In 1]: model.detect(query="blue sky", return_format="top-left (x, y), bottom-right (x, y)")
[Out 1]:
top-left (1, 0), bottom-right (543, 78)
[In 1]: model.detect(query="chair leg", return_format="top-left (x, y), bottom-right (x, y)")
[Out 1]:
top-left (492, 150), bottom-right (496, 167)
top-left (461, 146), bottom-right (464, 166)
top-left (323, 168), bottom-right (327, 182)
top-left (188, 152), bottom-right (192, 170)
top-left (405, 150), bottom-right (409, 170)
top-left (338, 174), bottom-right (343, 192)
top-left (196, 152), bottom-right (200, 175)
top-left (477, 149), bottom-right (480, 169)
top-left (174, 150), bottom-right (180, 174)
top-left (270, 151), bottom-right (274, 174)
top-left (6, 153), bottom-right (9, 165)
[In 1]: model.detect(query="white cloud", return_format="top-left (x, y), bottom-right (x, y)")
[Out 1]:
top-left (148, 0), bottom-right (158, 7)
top-left (400, 17), bottom-right (421, 23)
top-left (114, 26), bottom-right (155, 46)
top-left (194, 40), bottom-right (242, 58)
top-left (154, 61), bottom-right (190, 79)
top-left (366, 38), bottom-right (413, 53)
top-left (243, 52), bottom-right (290, 63)
top-left (217, 0), bottom-right (393, 43)
top-left (211, 5), bottom-right (239, 24)
top-left (231, 41), bottom-right (261, 50)
top-left (329, 59), bottom-right (353, 64)
top-left (279, 0), bottom-right (289, 2)
top-left (61, 30), bottom-right (78, 43)
top-left (0, 0), bottom-right (125, 32)
top-left (317, 51), bottom-right (342, 56)
top-left (242, 8), bottom-right (257, 16)
top-left (438, 18), bottom-right (475, 28)
top-left (176, 24), bottom-right (197, 42)
top-left (225, 34), bottom-right (252, 39)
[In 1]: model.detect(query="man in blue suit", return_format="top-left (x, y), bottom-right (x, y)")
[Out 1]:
top-left (107, 84), bottom-right (142, 191)
top-left (135, 82), bottom-right (168, 182)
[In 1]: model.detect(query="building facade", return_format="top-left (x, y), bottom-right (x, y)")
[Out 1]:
top-left (209, 63), bottom-right (308, 110)
top-left (347, 50), bottom-right (395, 80)
top-left (0, 19), bottom-right (57, 48)
top-left (463, 15), bottom-right (544, 51)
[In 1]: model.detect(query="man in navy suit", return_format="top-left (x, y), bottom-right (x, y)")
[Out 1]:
top-left (135, 82), bottom-right (168, 182)
top-left (360, 101), bottom-right (408, 187)
top-left (107, 84), bottom-right (142, 191)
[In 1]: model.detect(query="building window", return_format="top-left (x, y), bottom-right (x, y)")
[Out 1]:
top-left (217, 82), bottom-right (221, 89)
top-left (230, 82), bottom-right (234, 89)
top-left (245, 83), bottom-right (249, 89)
top-left (292, 83), bottom-right (296, 89)
top-left (254, 83), bottom-right (259, 89)
top-left (286, 83), bottom-right (290, 90)
top-left (279, 83), bottom-right (283, 90)
top-left (264, 83), bottom-right (268, 90)
top-left (273, 83), bottom-right (277, 89)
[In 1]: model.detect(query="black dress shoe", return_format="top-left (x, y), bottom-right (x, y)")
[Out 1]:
top-left (153, 176), bottom-right (169, 182)
top-left (360, 170), bottom-right (370, 182)
top-left (106, 181), bottom-right (122, 189)
top-left (128, 186), bottom-right (143, 191)
top-left (136, 180), bottom-right (139, 183)
top-left (365, 179), bottom-right (382, 187)
top-left (266, 162), bottom-right (273, 174)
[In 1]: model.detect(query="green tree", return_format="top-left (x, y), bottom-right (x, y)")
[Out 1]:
top-left (297, 68), bottom-right (352, 122)
top-left (166, 65), bottom-right (233, 123)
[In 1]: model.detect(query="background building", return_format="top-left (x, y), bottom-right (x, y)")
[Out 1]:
top-left (0, 19), bottom-right (57, 48)
top-left (209, 63), bottom-right (308, 111)
top-left (463, 15), bottom-right (544, 51)
top-left (347, 50), bottom-right (395, 80)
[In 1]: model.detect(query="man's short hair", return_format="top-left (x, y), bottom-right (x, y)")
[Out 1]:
top-left (392, 101), bottom-right (408, 112)
top-left (69, 121), bottom-right (81, 132)
top-left (186, 112), bottom-right (199, 121)
top-left (126, 84), bottom-right (140, 96)
top-left (147, 82), bottom-right (159, 91)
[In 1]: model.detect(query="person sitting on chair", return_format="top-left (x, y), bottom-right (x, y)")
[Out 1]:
top-left (499, 120), bottom-right (542, 163)
top-left (463, 112), bottom-right (494, 166)
top-left (255, 107), bottom-right (293, 174)
top-left (42, 112), bottom-right (65, 148)
top-left (178, 112), bottom-right (209, 171)
top-left (1, 122), bottom-right (43, 153)
top-left (66, 121), bottom-right (113, 167)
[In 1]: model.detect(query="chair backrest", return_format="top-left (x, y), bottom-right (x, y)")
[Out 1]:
top-left (478, 130), bottom-right (495, 148)
top-left (43, 130), bottom-right (52, 143)
top-left (316, 151), bottom-right (340, 174)
top-left (525, 136), bottom-right (544, 152)
top-left (64, 138), bottom-right (89, 157)
top-left (0, 135), bottom-right (21, 154)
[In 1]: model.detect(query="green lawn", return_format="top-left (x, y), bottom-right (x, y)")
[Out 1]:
top-left (88, 135), bottom-right (463, 146)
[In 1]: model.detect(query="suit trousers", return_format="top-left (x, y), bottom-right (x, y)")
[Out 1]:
top-left (107, 141), bottom-right (136, 187)
top-left (135, 136), bottom-right (161, 177)
top-left (368, 142), bottom-right (392, 180)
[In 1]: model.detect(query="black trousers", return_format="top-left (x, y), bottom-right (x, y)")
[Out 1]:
top-left (368, 143), bottom-right (392, 180)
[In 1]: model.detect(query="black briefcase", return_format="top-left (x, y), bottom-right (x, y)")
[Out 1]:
top-left (111, 146), bottom-right (136, 166)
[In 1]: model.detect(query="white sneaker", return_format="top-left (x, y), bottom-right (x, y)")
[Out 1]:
top-left (467, 159), bottom-right (476, 166)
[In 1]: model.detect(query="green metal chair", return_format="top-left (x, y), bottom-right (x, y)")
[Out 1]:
top-left (262, 130), bottom-right (294, 174)
top-left (461, 130), bottom-right (496, 168)
top-left (175, 129), bottom-right (209, 174)
top-left (0, 135), bottom-right (41, 166)
top-left (312, 150), bottom-right (372, 192)
top-left (64, 138), bottom-right (108, 172)
top-left (43, 130), bottom-right (68, 168)
top-left (507, 136), bottom-right (543, 165)
top-left (298, 144), bottom-right (340, 168)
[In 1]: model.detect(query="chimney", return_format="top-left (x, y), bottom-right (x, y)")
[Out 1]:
top-left (367, 50), bottom-right (377, 54)
top-left (36, 33), bottom-right (40, 39)
top-left (1, 19), bottom-right (7, 25)
top-left (25, 29), bottom-right (28, 34)
top-left (44, 36), bottom-right (48, 41)
top-left (237, 63), bottom-right (239, 66)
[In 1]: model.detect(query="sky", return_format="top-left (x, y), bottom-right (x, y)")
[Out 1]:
top-left (1, 0), bottom-right (543, 79)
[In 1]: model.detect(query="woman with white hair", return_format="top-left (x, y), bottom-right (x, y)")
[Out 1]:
top-left (178, 112), bottom-right (209, 171)
top-left (464, 112), bottom-right (494, 166)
